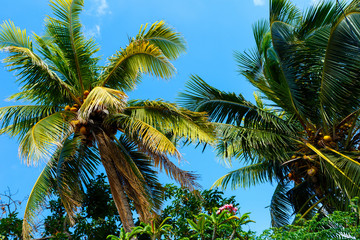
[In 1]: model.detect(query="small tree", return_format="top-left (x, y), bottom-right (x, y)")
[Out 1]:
top-left (0, 189), bottom-right (23, 239)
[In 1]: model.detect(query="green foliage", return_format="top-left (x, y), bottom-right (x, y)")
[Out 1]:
top-left (41, 174), bottom-right (121, 240)
top-left (0, 212), bottom-right (22, 240)
top-left (156, 184), bottom-right (257, 239)
top-left (0, 190), bottom-right (23, 240)
top-left (259, 211), bottom-right (360, 239)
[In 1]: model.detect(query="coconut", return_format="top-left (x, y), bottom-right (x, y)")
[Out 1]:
top-left (73, 104), bottom-right (79, 108)
top-left (80, 126), bottom-right (87, 135)
top-left (84, 90), bottom-right (90, 96)
top-left (70, 107), bottom-right (78, 112)
top-left (307, 167), bottom-right (317, 177)
top-left (64, 105), bottom-right (71, 111)
top-left (323, 135), bottom-right (332, 142)
top-left (70, 120), bottom-right (80, 126)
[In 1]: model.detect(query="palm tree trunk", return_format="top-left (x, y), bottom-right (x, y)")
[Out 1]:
top-left (96, 132), bottom-right (135, 233)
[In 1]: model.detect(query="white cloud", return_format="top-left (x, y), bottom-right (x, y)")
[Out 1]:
top-left (254, 0), bottom-right (265, 6)
top-left (95, 0), bottom-right (109, 16)
top-left (84, 25), bottom-right (101, 38)
top-left (87, 0), bottom-right (111, 16)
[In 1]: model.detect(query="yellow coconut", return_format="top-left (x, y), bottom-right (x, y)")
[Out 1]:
top-left (307, 167), bottom-right (317, 177)
top-left (64, 105), bottom-right (71, 111)
top-left (73, 104), bottom-right (79, 108)
top-left (84, 90), bottom-right (90, 96)
top-left (70, 120), bottom-right (80, 126)
top-left (323, 135), bottom-right (332, 142)
top-left (80, 126), bottom-right (87, 135)
top-left (70, 107), bottom-right (78, 112)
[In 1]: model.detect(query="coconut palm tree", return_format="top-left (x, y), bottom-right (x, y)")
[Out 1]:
top-left (0, 0), bottom-right (214, 238)
top-left (180, 0), bottom-right (360, 227)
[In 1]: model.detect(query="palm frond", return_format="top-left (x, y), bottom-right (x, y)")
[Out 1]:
top-left (296, 1), bottom-right (339, 39)
top-left (22, 158), bottom-right (56, 240)
top-left (0, 105), bottom-right (59, 139)
top-left (19, 111), bottom-right (75, 165)
top-left (320, 12), bottom-right (360, 125)
top-left (139, 148), bottom-right (199, 191)
top-left (270, 0), bottom-right (300, 24)
top-left (111, 113), bottom-right (181, 159)
top-left (306, 143), bottom-right (360, 199)
top-left (55, 136), bottom-right (100, 221)
top-left (136, 20), bottom-right (186, 60)
top-left (270, 182), bottom-right (293, 227)
top-left (215, 123), bottom-right (293, 162)
top-left (1, 38), bottom-right (78, 105)
top-left (78, 86), bottom-right (127, 121)
top-left (98, 40), bottom-right (175, 91)
top-left (0, 20), bottom-right (31, 49)
top-left (46, 0), bottom-right (99, 91)
top-left (179, 75), bottom-right (296, 134)
top-left (125, 100), bottom-right (215, 145)
top-left (116, 136), bottom-right (163, 213)
top-left (212, 162), bottom-right (274, 190)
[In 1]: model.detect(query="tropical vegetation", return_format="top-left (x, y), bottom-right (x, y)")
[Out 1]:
top-left (4, 0), bottom-right (360, 238)
top-left (0, 0), bottom-right (214, 238)
top-left (180, 0), bottom-right (360, 227)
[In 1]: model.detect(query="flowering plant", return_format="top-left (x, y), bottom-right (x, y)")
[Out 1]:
top-left (216, 204), bottom-right (238, 215)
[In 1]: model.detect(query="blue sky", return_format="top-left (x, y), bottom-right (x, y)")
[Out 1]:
top-left (0, 0), bottom-right (316, 234)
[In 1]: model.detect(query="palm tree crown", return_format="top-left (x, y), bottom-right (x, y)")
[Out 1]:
top-left (0, 0), bottom-right (214, 238)
top-left (181, 0), bottom-right (360, 227)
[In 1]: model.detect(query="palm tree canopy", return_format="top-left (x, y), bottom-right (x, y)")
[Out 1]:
top-left (0, 0), bottom-right (215, 238)
top-left (180, 0), bottom-right (360, 227)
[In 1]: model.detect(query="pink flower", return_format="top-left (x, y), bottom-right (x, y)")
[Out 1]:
top-left (217, 204), bottom-right (238, 215)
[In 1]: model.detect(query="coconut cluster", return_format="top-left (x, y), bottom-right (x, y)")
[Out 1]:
top-left (286, 120), bottom-right (356, 197)
top-left (63, 90), bottom-right (95, 147)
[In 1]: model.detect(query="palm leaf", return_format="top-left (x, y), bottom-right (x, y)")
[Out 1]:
top-left (320, 12), bottom-right (360, 125)
top-left (19, 111), bottom-right (75, 165)
top-left (180, 75), bottom-right (295, 133)
top-left (125, 100), bottom-right (215, 145)
top-left (111, 113), bottom-right (181, 159)
top-left (0, 20), bottom-right (31, 49)
top-left (0, 105), bottom-right (59, 139)
top-left (78, 86), bottom-right (127, 121)
top-left (98, 40), bottom-right (175, 91)
top-left (0, 22), bottom-right (79, 105)
top-left (212, 162), bottom-right (274, 190)
top-left (22, 135), bottom-right (100, 239)
top-left (270, 182), bottom-right (293, 227)
top-left (46, 0), bottom-right (99, 91)
top-left (136, 20), bottom-right (186, 60)
top-left (116, 136), bottom-right (163, 213)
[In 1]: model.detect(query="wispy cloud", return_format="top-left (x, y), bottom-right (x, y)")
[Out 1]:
top-left (88, 0), bottom-right (111, 16)
top-left (84, 25), bottom-right (101, 38)
top-left (253, 0), bottom-right (265, 6)
top-left (95, 0), bottom-right (109, 16)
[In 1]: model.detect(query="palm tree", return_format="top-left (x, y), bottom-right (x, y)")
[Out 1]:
top-left (180, 0), bottom-right (360, 227)
top-left (0, 0), bottom-right (214, 238)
